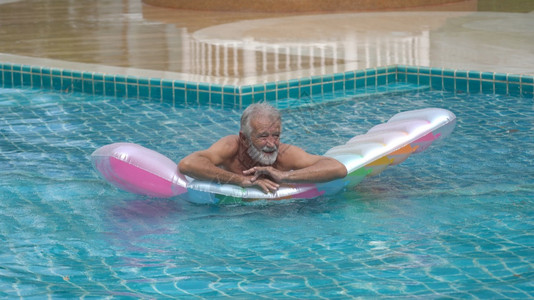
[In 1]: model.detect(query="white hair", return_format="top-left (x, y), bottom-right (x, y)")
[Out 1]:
top-left (240, 103), bottom-right (281, 138)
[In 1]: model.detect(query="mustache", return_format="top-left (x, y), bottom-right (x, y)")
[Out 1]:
top-left (261, 145), bottom-right (277, 152)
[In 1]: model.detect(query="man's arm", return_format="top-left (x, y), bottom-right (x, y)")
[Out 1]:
top-left (178, 136), bottom-right (241, 185)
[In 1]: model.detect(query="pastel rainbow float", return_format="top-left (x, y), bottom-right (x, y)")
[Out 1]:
top-left (91, 108), bottom-right (456, 204)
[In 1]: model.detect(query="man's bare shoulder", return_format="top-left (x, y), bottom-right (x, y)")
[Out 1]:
top-left (207, 135), bottom-right (240, 155)
top-left (278, 143), bottom-right (305, 156)
top-left (277, 143), bottom-right (326, 170)
top-left (214, 135), bottom-right (239, 147)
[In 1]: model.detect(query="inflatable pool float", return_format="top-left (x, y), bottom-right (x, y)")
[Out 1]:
top-left (91, 108), bottom-right (456, 204)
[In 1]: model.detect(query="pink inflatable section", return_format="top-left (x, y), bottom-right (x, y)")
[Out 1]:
top-left (91, 143), bottom-right (188, 198)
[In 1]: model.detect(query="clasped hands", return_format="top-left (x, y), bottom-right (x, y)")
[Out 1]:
top-left (241, 166), bottom-right (288, 194)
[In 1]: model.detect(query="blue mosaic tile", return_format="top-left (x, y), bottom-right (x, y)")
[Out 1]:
top-left (508, 74), bottom-right (521, 82)
top-left (31, 73), bottom-right (41, 87)
top-left (276, 81), bottom-right (289, 89)
top-left (22, 72), bottom-right (31, 86)
top-left (150, 85), bottom-right (162, 100)
top-left (468, 79), bottom-right (481, 93)
top-left (455, 78), bottom-right (468, 92)
top-left (344, 71), bottom-right (355, 80)
top-left (104, 80), bottom-right (114, 96)
top-left (300, 85), bottom-right (311, 97)
top-left (406, 73), bottom-right (418, 84)
top-left (406, 66), bottom-right (418, 74)
top-left (265, 90), bottom-right (276, 101)
top-left (198, 90), bottom-right (210, 105)
top-left (83, 79), bottom-right (93, 94)
top-left (481, 80), bottom-right (494, 94)
top-left (173, 80), bottom-right (185, 88)
top-left (210, 84), bottom-right (223, 92)
top-left (521, 75), bottom-right (534, 84)
top-left (509, 83), bottom-right (521, 96)
top-left (455, 70), bottom-right (468, 78)
top-left (186, 89), bottom-right (197, 103)
top-left (431, 76), bottom-right (443, 90)
top-left (253, 91), bottom-right (265, 102)
top-left (387, 73), bottom-right (396, 83)
top-left (333, 72), bottom-right (344, 81)
top-left (116, 82), bottom-right (127, 98)
top-left (468, 70), bottom-right (481, 78)
top-left (1, 62), bottom-right (533, 106)
top-left (481, 72), bottom-right (494, 80)
top-left (289, 87), bottom-right (299, 99)
top-left (443, 69), bottom-right (455, 77)
top-left (288, 79), bottom-right (299, 87)
top-left (311, 76), bottom-right (322, 84)
top-left (115, 75), bottom-right (126, 83)
top-left (137, 77), bottom-right (149, 85)
top-left (93, 73), bottom-right (103, 81)
top-left (522, 83), bottom-right (533, 97)
top-left (419, 66), bottom-right (430, 74)
top-left (253, 84), bottom-right (265, 92)
top-left (127, 82), bottom-right (139, 96)
top-left (94, 80), bottom-right (104, 95)
top-left (494, 73), bottom-right (507, 81)
top-left (377, 74), bottom-right (387, 86)
top-left (64, 77), bottom-right (73, 92)
top-left (52, 76), bottom-right (61, 90)
top-left (277, 88), bottom-right (288, 100)
top-left (173, 87), bottom-right (185, 102)
top-left (356, 78), bottom-right (366, 88)
top-left (431, 68), bottom-right (443, 76)
top-left (223, 85), bottom-right (237, 94)
top-left (13, 71), bottom-right (22, 87)
top-left (240, 85), bottom-right (252, 94)
top-left (198, 82), bottom-right (210, 91)
top-left (311, 84), bottom-right (322, 96)
top-left (42, 75), bottom-right (51, 89)
top-left (72, 71), bottom-right (82, 78)
top-left (299, 77), bottom-right (311, 85)
top-left (345, 79), bottom-right (355, 90)
top-left (419, 74), bottom-right (430, 86)
top-left (396, 65), bottom-right (406, 73)
top-left (322, 74), bottom-right (334, 83)
top-left (138, 84), bottom-right (150, 99)
top-left (4, 70), bottom-right (13, 86)
top-left (210, 91), bottom-right (222, 105)
top-left (495, 81), bottom-right (507, 94)
top-left (240, 93), bottom-right (253, 106)
top-left (323, 82), bottom-right (333, 93)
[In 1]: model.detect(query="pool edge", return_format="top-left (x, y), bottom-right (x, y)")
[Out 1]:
top-left (1, 63), bottom-right (532, 107)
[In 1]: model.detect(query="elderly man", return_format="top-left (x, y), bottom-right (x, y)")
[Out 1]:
top-left (178, 103), bottom-right (347, 193)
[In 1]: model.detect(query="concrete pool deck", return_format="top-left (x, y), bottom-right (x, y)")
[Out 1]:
top-left (0, 0), bottom-right (533, 86)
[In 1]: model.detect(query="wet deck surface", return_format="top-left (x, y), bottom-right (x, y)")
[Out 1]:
top-left (1, 0), bottom-right (533, 84)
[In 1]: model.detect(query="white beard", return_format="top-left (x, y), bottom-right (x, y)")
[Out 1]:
top-left (247, 140), bottom-right (278, 165)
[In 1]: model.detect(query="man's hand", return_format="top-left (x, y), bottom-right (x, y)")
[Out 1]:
top-left (240, 173), bottom-right (280, 194)
top-left (243, 166), bottom-right (288, 183)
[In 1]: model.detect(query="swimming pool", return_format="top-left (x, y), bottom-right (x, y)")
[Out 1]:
top-left (0, 86), bottom-right (533, 298)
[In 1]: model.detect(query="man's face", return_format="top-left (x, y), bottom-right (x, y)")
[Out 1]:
top-left (246, 115), bottom-right (281, 165)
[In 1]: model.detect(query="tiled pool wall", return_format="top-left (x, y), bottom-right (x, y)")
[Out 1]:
top-left (0, 63), bottom-right (533, 107)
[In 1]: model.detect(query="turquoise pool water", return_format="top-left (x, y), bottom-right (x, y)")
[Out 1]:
top-left (0, 87), bottom-right (533, 298)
